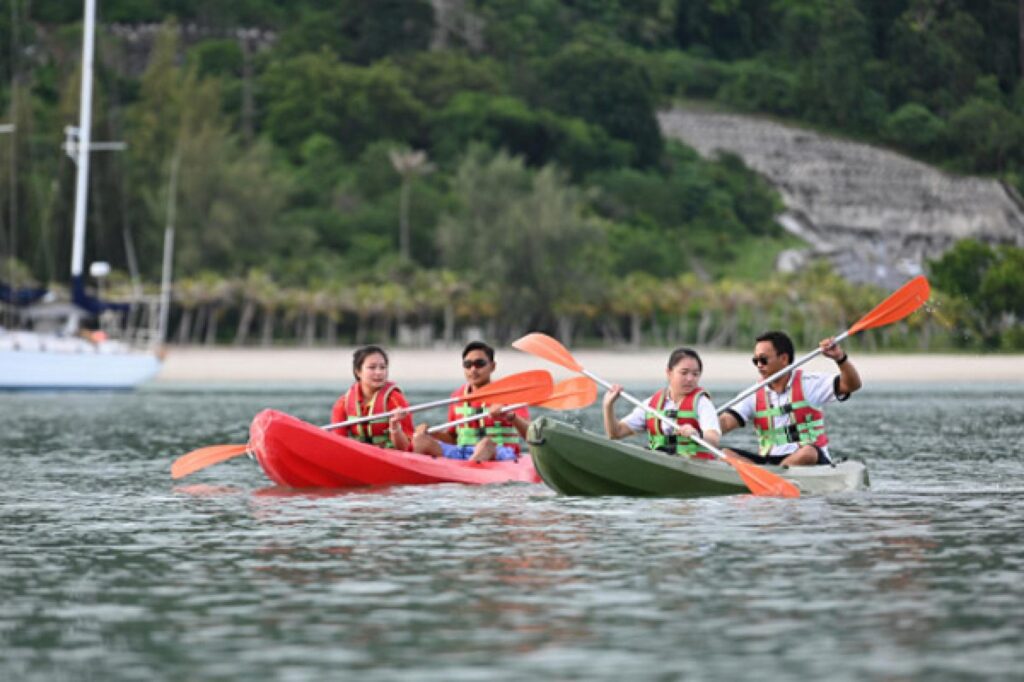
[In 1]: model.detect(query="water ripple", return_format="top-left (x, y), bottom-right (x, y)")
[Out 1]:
top-left (1, 387), bottom-right (1022, 680)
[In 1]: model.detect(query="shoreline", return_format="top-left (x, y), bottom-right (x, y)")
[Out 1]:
top-left (153, 346), bottom-right (1024, 386)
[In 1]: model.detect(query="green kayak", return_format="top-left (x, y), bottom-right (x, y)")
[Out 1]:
top-left (527, 417), bottom-right (869, 498)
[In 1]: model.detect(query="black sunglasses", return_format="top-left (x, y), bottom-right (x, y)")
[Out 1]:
top-left (751, 355), bottom-right (772, 367)
top-left (463, 358), bottom-right (489, 369)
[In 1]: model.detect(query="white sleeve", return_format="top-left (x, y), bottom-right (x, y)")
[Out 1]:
top-left (729, 393), bottom-right (756, 425)
top-left (696, 395), bottom-right (720, 434)
top-left (622, 402), bottom-right (649, 433)
top-left (802, 373), bottom-right (840, 407)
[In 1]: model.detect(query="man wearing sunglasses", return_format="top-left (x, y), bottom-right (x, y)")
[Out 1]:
top-left (411, 341), bottom-right (529, 462)
top-left (718, 330), bottom-right (862, 466)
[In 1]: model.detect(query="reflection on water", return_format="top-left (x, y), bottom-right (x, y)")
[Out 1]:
top-left (0, 386), bottom-right (1022, 680)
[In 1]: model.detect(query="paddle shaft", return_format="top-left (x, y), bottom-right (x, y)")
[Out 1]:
top-left (322, 395), bottom-right (461, 431)
top-left (715, 330), bottom-right (851, 415)
top-left (584, 369), bottom-right (728, 463)
top-left (427, 402), bottom-right (526, 434)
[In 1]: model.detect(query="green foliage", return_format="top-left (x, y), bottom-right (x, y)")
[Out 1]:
top-left (260, 53), bottom-right (425, 159)
top-left (930, 239), bottom-right (995, 300)
top-left (979, 247), bottom-right (1024, 319)
top-left (929, 240), bottom-right (1024, 348)
top-left (189, 40), bottom-right (244, 78)
top-left (886, 6), bottom-right (984, 114)
top-left (431, 92), bottom-right (632, 177)
top-left (947, 98), bottom-right (1024, 173)
top-left (274, 0), bottom-right (433, 64)
top-left (642, 50), bottom-right (731, 99)
top-left (589, 143), bottom-right (781, 265)
top-left (392, 51), bottom-right (506, 108)
top-left (715, 61), bottom-right (797, 116)
top-left (538, 41), bottom-right (664, 167)
top-left (437, 146), bottom-right (608, 330)
top-left (673, 0), bottom-right (774, 59)
top-left (5, 0), bottom-right (1024, 350)
top-left (882, 103), bottom-right (946, 155)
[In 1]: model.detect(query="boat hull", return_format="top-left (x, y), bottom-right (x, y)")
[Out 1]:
top-left (249, 409), bottom-right (542, 489)
top-left (527, 417), bottom-right (869, 497)
top-left (0, 344), bottom-right (161, 390)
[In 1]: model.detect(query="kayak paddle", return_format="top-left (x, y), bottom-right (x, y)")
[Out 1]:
top-left (170, 369), bottom-right (555, 479)
top-left (512, 333), bottom-right (800, 498)
top-left (171, 443), bottom-right (250, 480)
top-left (716, 275), bottom-right (931, 414)
top-left (427, 376), bottom-right (597, 434)
top-left (321, 369), bottom-right (554, 430)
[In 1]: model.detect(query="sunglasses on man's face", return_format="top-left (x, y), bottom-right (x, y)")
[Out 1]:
top-left (751, 355), bottom-right (773, 367)
top-left (463, 358), bottom-right (489, 369)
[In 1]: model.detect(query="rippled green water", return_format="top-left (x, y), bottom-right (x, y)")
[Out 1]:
top-left (2, 383), bottom-right (1022, 680)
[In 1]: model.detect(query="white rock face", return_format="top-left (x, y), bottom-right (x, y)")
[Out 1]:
top-left (658, 108), bottom-right (1024, 287)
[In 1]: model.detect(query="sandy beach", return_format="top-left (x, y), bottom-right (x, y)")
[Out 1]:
top-left (154, 346), bottom-right (1024, 386)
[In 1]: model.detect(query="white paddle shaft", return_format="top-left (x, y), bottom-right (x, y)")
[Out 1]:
top-left (584, 369), bottom-right (729, 462)
top-left (426, 402), bottom-right (526, 434)
top-left (715, 331), bottom-right (851, 414)
top-left (322, 395), bottom-right (462, 431)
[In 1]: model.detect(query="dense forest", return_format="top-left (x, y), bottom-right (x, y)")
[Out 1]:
top-left (1, 0), bottom-right (1022, 349)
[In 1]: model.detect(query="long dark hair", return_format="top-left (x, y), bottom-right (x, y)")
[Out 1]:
top-left (352, 345), bottom-right (388, 381)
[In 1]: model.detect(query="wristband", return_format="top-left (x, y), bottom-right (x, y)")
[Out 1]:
top-left (836, 353), bottom-right (848, 366)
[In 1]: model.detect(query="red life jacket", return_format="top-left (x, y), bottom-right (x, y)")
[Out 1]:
top-left (450, 384), bottom-right (522, 453)
top-left (342, 381), bottom-right (402, 449)
top-left (753, 370), bottom-right (828, 456)
top-left (645, 387), bottom-right (714, 460)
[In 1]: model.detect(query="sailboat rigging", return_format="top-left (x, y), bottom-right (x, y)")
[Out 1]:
top-left (0, 0), bottom-right (166, 389)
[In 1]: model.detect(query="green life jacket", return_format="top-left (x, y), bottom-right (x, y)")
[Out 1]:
top-left (753, 370), bottom-right (828, 456)
top-left (452, 385), bottom-right (520, 451)
top-left (645, 387), bottom-right (714, 459)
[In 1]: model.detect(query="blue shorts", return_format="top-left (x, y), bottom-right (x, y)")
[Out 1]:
top-left (439, 442), bottom-right (519, 462)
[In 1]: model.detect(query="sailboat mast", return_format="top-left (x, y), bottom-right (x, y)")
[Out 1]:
top-left (69, 0), bottom-right (96, 282)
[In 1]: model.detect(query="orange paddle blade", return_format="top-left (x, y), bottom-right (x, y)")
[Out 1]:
top-left (467, 369), bottom-right (554, 406)
top-left (722, 452), bottom-right (801, 498)
top-left (171, 443), bottom-right (249, 480)
top-left (535, 377), bottom-right (598, 410)
top-left (512, 333), bottom-right (584, 372)
top-left (849, 276), bottom-right (931, 335)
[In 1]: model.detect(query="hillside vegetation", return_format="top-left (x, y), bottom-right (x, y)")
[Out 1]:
top-left (1, 0), bottom-right (1022, 349)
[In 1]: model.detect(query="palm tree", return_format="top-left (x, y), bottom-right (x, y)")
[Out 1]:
top-left (234, 269), bottom-right (270, 345)
top-left (389, 148), bottom-right (434, 261)
top-left (172, 276), bottom-right (205, 345)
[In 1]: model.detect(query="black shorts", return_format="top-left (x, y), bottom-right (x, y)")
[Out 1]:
top-left (727, 446), bottom-right (830, 466)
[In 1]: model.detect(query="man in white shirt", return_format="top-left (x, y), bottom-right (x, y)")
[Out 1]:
top-left (719, 330), bottom-right (862, 466)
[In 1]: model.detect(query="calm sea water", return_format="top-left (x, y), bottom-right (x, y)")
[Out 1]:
top-left (1, 381), bottom-right (1022, 681)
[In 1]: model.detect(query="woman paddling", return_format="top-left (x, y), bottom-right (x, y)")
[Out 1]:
top-left (331, 345), bottom-right (414, 451)
top-left (602, 347), bottom-right (721, 459)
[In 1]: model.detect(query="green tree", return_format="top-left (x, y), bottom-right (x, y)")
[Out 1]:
top-left (947, 97), bottom-right (1024, 172)
top-left (261, 53), bottom-right (425, 159)
top-left (430, 92), bottom-right (632, 176)
top-left (882, 103), bottom-right (946, 155)
top-left (436, 146), bottom-right (608, 335)
top-left (539, 41), bottom-right (663, 167)
top-left (274, 0), bottom-right (434, 64)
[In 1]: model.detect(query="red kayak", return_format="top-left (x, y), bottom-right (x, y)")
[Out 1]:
top-left (248, 409), bottom-right (542, 488)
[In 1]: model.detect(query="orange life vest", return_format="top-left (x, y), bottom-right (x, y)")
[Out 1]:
top-left (342, 381), bottom-right (402, 448)
top-left (753, 370), bottom-right (828, 456)
top-left (645, 387), bottom-right (714, 459)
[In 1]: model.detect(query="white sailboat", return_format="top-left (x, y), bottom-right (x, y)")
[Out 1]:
top-left (0, 0), bottom-right (165, 389)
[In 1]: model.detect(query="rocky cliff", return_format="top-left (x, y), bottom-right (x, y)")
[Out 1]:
top-left (659, 108), bottom-right (1024, 288)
